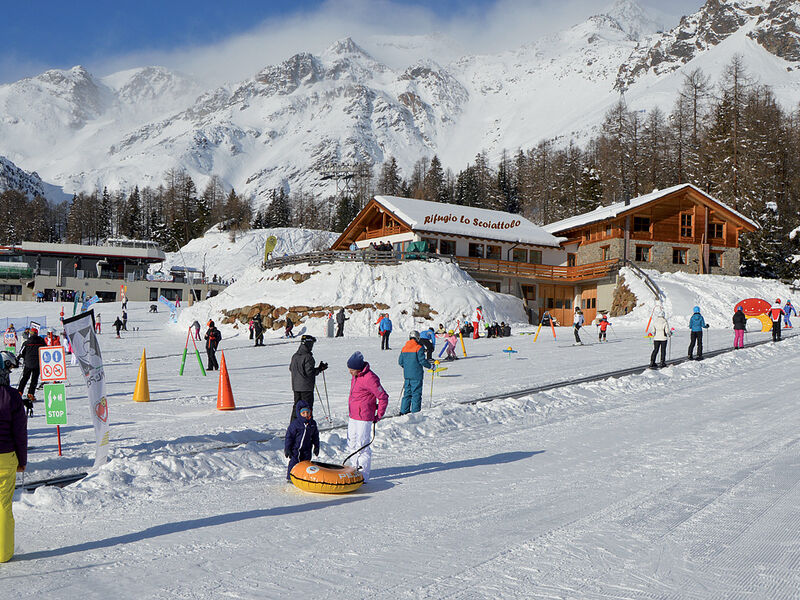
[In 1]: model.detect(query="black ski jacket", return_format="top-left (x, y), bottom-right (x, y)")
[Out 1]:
top-left (289, 344), bottom-right (322, 392)
top-left (18, 335), bottom-right (46, 369)
top-left (733, 311), bottom-right (747, 330)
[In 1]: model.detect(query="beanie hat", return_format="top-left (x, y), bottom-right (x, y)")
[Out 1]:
top-left (347, 351), bottom-right (366, 371)
top-left (30, 327), bottom-right (38, 335)
top-left (737, 305), bottom-right (743, 311)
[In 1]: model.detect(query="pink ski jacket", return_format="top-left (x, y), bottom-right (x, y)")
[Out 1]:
top-left (348, 363), bottom-right (389, 422)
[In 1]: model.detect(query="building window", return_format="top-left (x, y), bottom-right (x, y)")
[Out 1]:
top-left (673, 248), bottom-right (687, 264)
top-left (528, 250), bottom-right (542, 264)
top-left (567, 253), bottom-right (577, 267)
top-left (605, 224), bottom-right (612, 237)
top-left (422, 238), bottom-right (438, 252)
top-left (680, 213), bottom-right (693, 238)
top-left (511, 248), bottom-right (527, 262)
top-left (601, 245), bottom-right (610, 261)
top-left (708, 222), bottom-right (723, 239)
top-left (581, 297), bottom-right (596, 309)
top-left (439, 240), bottom-right (456, 255)
top-left (468, 243), bottom-right (484, 258)
top-left (564, 299), bottom-right (572, 310)
top-left (521, 285), bottom-right (536, 301)
top-left (709, 252), bottom-right (722, 268)
top-left (486, 245), bottom-right (501, 260)
top-left (633, 217), bottom-right (650, 233)
top-left (635, 246), bottom-right (651, 262)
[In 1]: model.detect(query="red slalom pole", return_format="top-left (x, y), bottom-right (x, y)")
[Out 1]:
top-left (57, 425), bottom-right (62, 456)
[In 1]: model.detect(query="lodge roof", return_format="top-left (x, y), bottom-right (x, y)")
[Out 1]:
top-left (373, 195), bottom-right (564, 247)
top-left (543, 184), bottom-right (759, 235)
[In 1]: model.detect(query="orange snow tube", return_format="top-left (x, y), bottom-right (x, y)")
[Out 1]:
top-left (290, 460), bottom-right (364, 494)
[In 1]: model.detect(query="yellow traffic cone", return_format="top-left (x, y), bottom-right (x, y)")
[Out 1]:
top-left (133, 349), bottom-right (150, 402)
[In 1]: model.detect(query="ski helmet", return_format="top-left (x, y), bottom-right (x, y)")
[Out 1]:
top-left (776, 298), bottom-right (781, 304)
top-left (693, 306), bottom-right (700, 314)
top-left (409, 330), bottom-right (420, 340)
top-left (301, 334), bottom-right (316, 348)
top-left (0, 351), bottom-right (18, 386)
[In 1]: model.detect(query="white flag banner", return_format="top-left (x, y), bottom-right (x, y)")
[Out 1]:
top-left (63, 310), bottom-right (110, 468)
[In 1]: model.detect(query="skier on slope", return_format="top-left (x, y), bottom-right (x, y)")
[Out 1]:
top-left (648, 309), bottom-right (670, 368)
top-left (769, 299), bottom-right (785, 342)
top-left (335, 308), bottom-right (348, 338)
top-left (113, 317), bottom-right (123, 338)
top-left (419, 327), bottom-right (436, 361)
top-left (573, 307), bottom-right (585, 344)
top-left (442, 330), bottom-right (459, 361)
top-left (378, 314), bottom-right (392, 350)
top-left (284, 400), bottom-right (319, 482)
top-left (204, 320), bottom-right (222, 370)
top-left (732, 305), bottom-right (747, 349)
top-left (398, 331), bottom-right (432, 414)
top-left (472, 305), bottom-right (483, 339)
top-left (783, 299), bottom-right (796, 329)
top-left (253, 314), bottom-right (264, 347)
top-left (288, 335), bottom-right (328, 424)
top-left (192, 320), bottom-right (201, 341)
top-left (688, 306), bottom-right (709, 360)
top-left (597, 314), bottom-right (610, 342)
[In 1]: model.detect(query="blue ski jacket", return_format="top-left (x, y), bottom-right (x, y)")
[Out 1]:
top-left (379, 318), bottom-right (393, 333)
top-left (689, 313), bottom-right (706, 331)
top-left (284, 401), bottom-right (319, 458)
top-left (785, 303), bottom-right (797, 317)
top-left (419, 329), bottom-right (435, 349)
top-left (398, 339), bottom-right (431, 380)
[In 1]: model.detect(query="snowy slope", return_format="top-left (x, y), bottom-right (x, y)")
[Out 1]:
top-left (2, 1), bottom-right (800, 204)
top-left (153, 226), bottom-right (338, 280)
top-left (616, 266), bottom-right (795, 328)
top-left (4, 294), bottom-right (800, 597)
top-left (177, 260), bottom-right (527, 337)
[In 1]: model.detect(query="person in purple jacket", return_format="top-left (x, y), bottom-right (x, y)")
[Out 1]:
top-left (1, 350), bottom-right (27, 562)
top-left (346, 352), bottom-right (388, 481)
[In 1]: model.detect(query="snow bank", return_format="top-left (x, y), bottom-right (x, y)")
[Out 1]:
top-left (177, 260), bottom-right (527, 337)
top-left (616, 267), bottom-right (795, 328)
top-left (153, 226), bottom-right (338, 280)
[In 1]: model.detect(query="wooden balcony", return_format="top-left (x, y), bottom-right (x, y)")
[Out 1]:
top-left (455, 257), bottom-right (620, 282)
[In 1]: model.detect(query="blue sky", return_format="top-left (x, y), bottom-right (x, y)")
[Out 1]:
top-left (0, 0), bottom-right (704, 84)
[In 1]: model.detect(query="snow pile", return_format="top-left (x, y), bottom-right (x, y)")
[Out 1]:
top-left (616, 267), bottom-right (795, 328)
top-left (154, 226), bottom-right (337, 281)
top-left (177, 259), bottom-right (527, 337)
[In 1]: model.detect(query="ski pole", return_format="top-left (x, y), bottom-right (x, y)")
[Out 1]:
top-left (322, 370), bottom-right (331, 421)
top-left (315, 384), bottom-right (330, 422)
top-left (179, 328), bottom-right (190, 375)
top-left (429, 368), bottom-right (435, 408)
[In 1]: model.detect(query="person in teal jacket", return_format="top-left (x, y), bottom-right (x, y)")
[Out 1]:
top-left (688, 306), bottom-right (709, 360)
top-left (398, 331), bottom-right (432, 414)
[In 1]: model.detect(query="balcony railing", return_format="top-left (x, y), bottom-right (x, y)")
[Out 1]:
top-left (455, 257), bottom-right (620, 282)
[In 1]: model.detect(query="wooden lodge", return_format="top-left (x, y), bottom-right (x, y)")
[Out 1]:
top-left (332, 187), bottom-right (758, 326)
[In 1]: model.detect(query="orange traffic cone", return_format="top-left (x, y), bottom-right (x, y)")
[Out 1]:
top-left (133, 349), bottom-right (150, 402)
top-left (216, 351), bottom-right (235, 411)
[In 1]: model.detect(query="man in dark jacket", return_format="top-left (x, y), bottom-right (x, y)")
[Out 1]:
top-left (335, 308), bottom-right (348, 337)
top-left (16, 327), bottom-right (46, 404)
top-left (1, 350), bottom-right (27, 562)
top-left (205, 321), bottom-right (222, 370)
top-left (284, 400), bottom-right (319, 481)
top-left (113, 317), bottom-right (123, 338)
top-left (288, 335), bottom-right (327, 423)
top-left (253, 314), bottom-right (264, 347)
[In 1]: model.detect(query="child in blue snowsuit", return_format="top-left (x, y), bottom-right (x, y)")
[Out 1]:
top-left (784, 300), bottom-right (796, 328)
top-left (688, 306), bottom-right (709, 360)
top-left (284, 401), bottom-right (319, 481)
top-left (398, 331), bottom-right (432, 414)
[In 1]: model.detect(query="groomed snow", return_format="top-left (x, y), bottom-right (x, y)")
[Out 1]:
top-left (3, 266), bottom-right (800, 598)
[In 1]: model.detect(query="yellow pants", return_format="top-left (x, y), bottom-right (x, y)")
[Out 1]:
top-left (0, 451), bottom-right (19, 563)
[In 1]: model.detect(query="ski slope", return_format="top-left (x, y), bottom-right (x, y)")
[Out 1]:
top-left (3, 297), bottom-right (800, 598)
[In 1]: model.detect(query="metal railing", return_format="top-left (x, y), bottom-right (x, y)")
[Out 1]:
top-left (622, 259), bottom-right (664, 300)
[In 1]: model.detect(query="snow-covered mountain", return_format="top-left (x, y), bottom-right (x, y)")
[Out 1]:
top-left (0, 155), bottom-right (70, 203)
top-left (1, 0), bottom-right (799, 207)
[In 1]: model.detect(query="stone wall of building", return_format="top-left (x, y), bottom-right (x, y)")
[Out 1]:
top-left (577, 239), bottom-right (739, 275)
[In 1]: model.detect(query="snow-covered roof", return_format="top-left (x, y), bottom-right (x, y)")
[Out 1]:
top-left (374, 195), bottom-right (564, 247)
top-left (543, 184), bottom-right (759, 234)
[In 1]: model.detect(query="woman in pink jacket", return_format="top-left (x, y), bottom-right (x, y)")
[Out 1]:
top-left (346, 351), bottom-right (388, 481)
